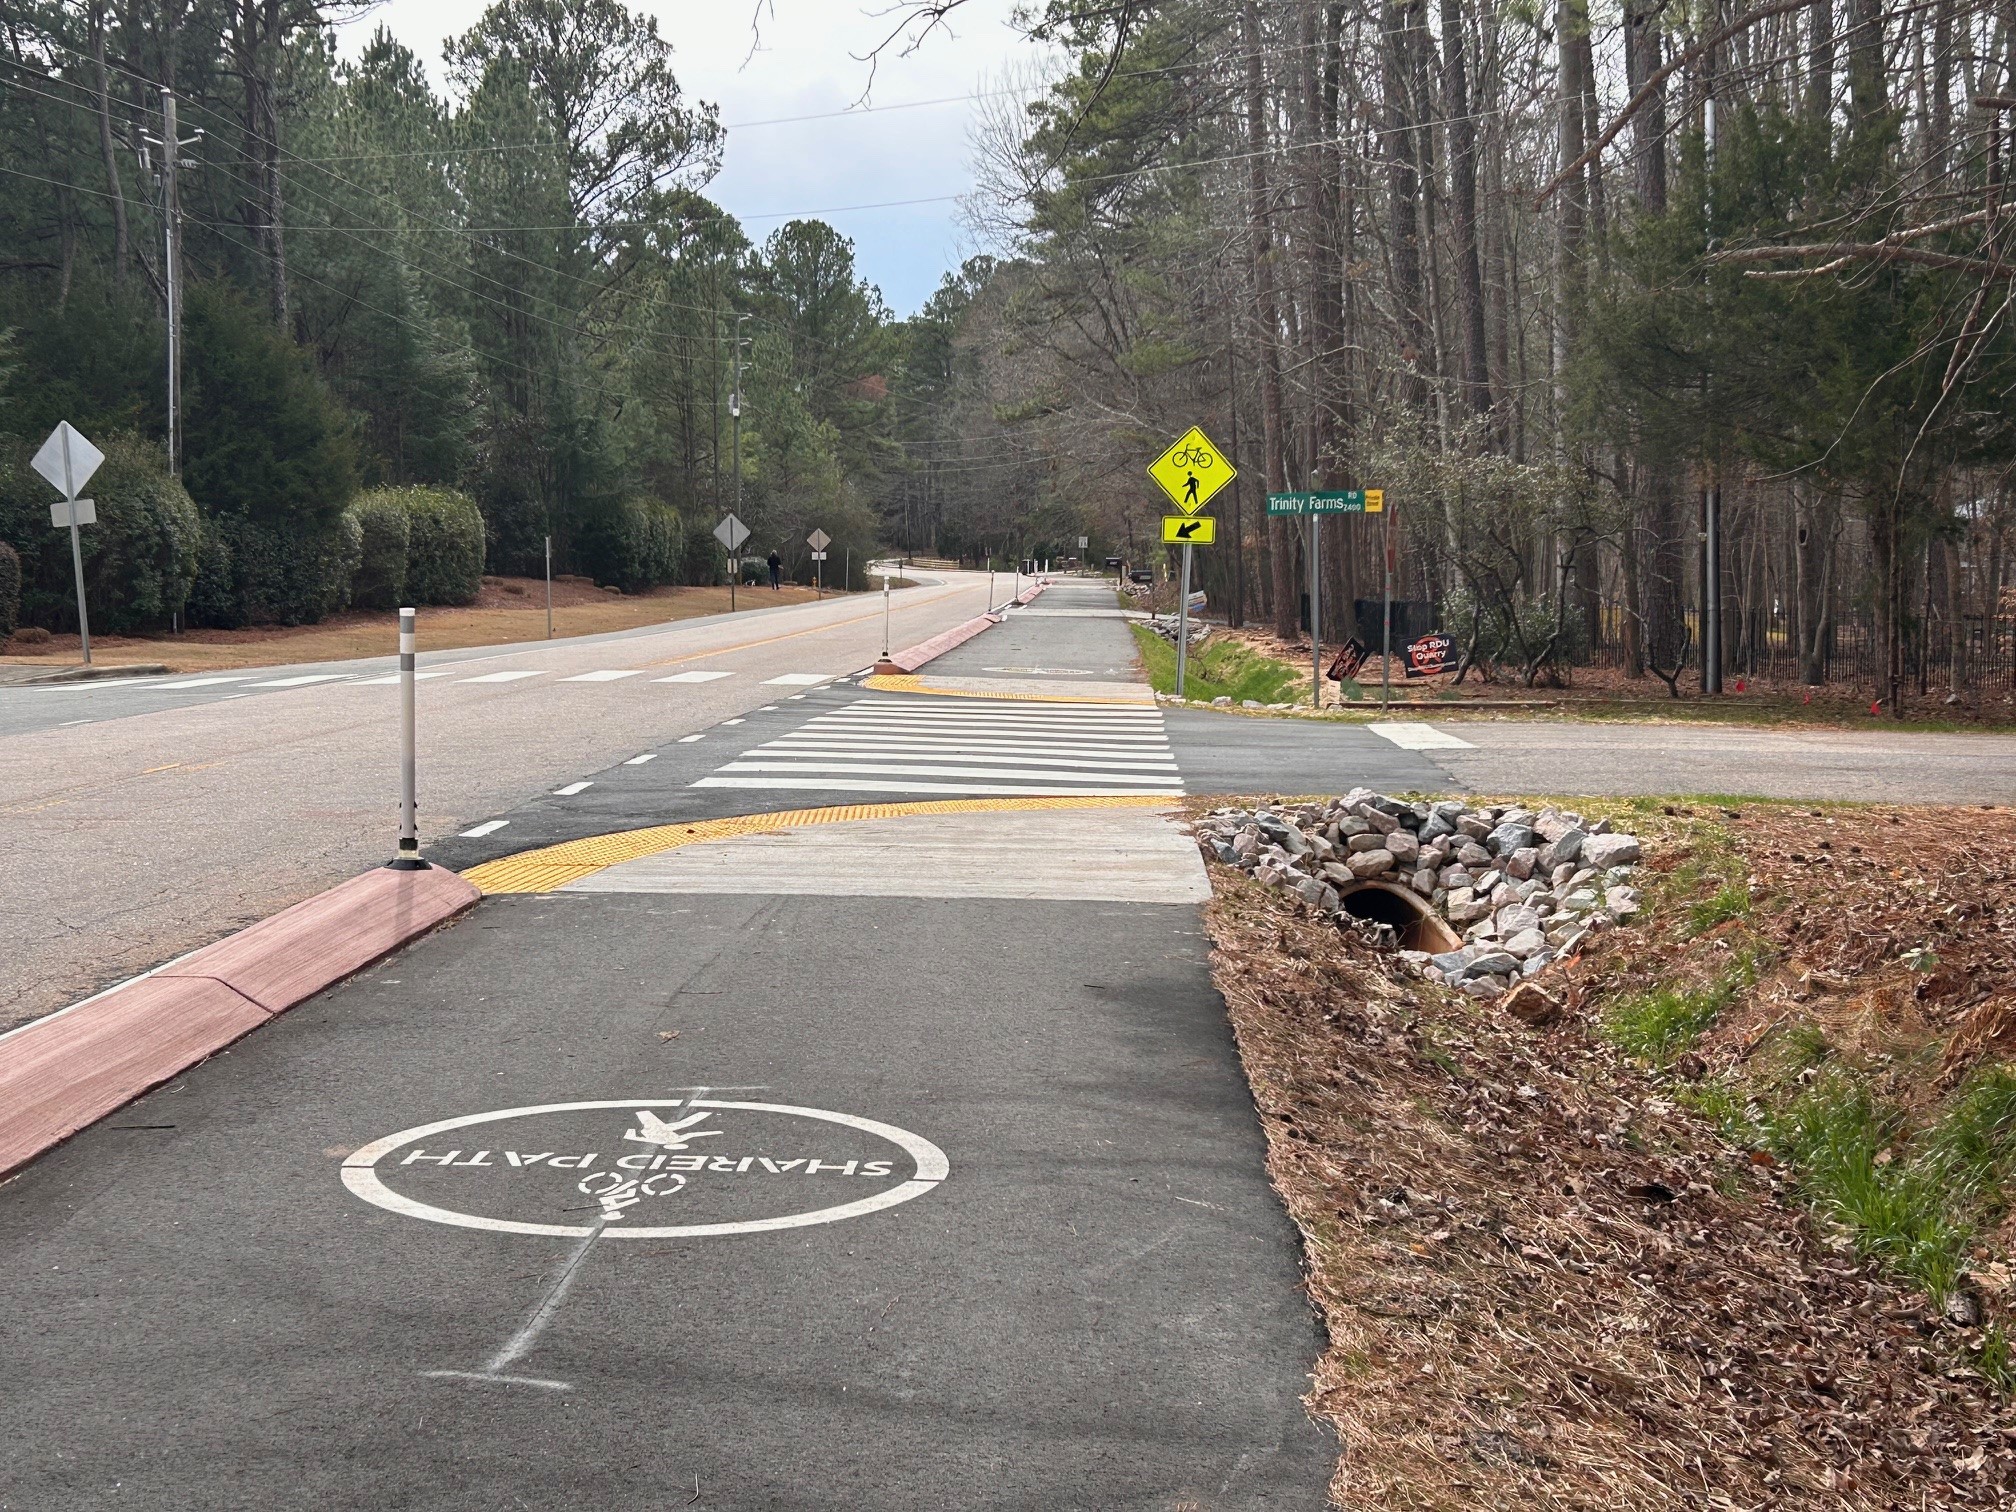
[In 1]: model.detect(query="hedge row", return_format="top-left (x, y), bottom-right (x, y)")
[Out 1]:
top-left (349, 487), bottom-right (484, 610)
top-left (0, 437), bottom-right (495, 633)
top-left (576, 496), bottom-right (684, 596)
top-left (0, 540), bottom-right (19, 640)
top-left (0, 435), bottom-right (202, 634)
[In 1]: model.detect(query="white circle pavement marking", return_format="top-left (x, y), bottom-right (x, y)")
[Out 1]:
top-left (341, 1098), bottom-right (949, 1239)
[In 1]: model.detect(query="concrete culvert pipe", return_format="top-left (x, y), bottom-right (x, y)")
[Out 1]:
top-left (1336, 881), bottom-right (1462, 954)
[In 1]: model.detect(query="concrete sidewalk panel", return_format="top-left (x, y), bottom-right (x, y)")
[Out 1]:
top-left (159, 865), bottom-right (478, 1012)
top-left (0, 977), bottom-right (267, 1176)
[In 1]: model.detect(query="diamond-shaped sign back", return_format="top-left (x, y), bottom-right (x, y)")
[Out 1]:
top-left (32, 422), bottom-right (104, 498)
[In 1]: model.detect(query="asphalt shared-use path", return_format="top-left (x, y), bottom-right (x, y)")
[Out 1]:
top-left (0, 579), bottom-right (1353, 1510)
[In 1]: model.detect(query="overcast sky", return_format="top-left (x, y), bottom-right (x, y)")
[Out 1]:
top-left (332, 0), bottom-right (1052, 315)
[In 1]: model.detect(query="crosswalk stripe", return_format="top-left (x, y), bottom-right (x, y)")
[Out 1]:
top-left (842, 705), bottom-right (1159, 721)
top-left (154, 676), bottom-right (251, 689)
top-left (692, 692), bottom-right (1182, 798)
top-left (351, 671), bottom-right (453, 685)
top-left (655, 670), bottom-right (733, 683)
top-left (750, 747), bottom-right (1178, 772)
top-left (693, 776), bottom-right (1183, 797)
top-left (1367, 721), bottom-right (1477, 750)
top-left (247, 673), bottom-right (351, 687)
top-left (461, 670), bottom-right (545, 684)
top-left (803, 721), bottom-right (1171, 744)
top-left (714, 760), bottom-right (1177, 785)
top-left (559, 670), bottom-right (643, 682)
top-left (842, 705), bottom-right (1153, 717)
top-left (759, 737), bottom-right (1175, 761)
top-left (762, 673), bottom-right (831, 686)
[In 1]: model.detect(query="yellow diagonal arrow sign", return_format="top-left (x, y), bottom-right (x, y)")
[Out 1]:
top-left (1161, 515), bottom-right (1216, 544)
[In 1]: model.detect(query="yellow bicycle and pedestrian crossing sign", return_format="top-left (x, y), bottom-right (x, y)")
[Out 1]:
top-left (1147, 425), bottom-right (1235, 515)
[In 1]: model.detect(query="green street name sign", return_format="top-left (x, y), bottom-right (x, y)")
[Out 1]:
top-left (1265, 489), bottom-right (1383, 516)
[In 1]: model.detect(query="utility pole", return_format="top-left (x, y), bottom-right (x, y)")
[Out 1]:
top-left (731, 312), bottom-right (750, 547)
top-left (144, 93), bottom-right (201, 476)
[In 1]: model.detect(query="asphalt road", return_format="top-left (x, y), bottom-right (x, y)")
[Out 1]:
top-left (0, 574), bottom-right (995, 1032)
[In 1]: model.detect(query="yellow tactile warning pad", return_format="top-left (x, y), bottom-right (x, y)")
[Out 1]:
top-left (462, 795), bottom-right (1176, 895)
top-left (861, 673), bottom-right (1152, 705)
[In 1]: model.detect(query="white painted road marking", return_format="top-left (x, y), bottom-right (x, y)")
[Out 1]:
top-left (461, 670), bottom-right (544, 684)
top-left (623, 753), bottom-right (658, 765)
top-left (156, 675), bottom-right (251, 689)
top-left (694, 775), bottom-right (1185, 797)
top-left (459, 820), bottom-right (510, 838)
top-left (678, 734), bottom-right (704, 743)
top-left (342, 1099), bottom-right (949, 1239)
top-left (559, 670), bottom-right (642, 683)
top-left (352, 671), bottom-right (452, 686)
top-left (247, 673), bottom-right (351, 687)
top-left (1367, 721), bottom-right (1477, 750)
top-left (762, 673), bottom-right (831, 686)
top-left (552, 781), bottom-right (593, 796)
top-left (654, 670), bottom-right (732, 683)
top-left (694, 694), bottom-right (1186, 799)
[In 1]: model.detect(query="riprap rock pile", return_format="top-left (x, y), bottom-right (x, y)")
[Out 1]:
top-left (1196, 790), bottom-right (1647, 998)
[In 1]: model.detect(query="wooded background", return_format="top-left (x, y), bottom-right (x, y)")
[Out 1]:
top-left (1, 0), bottom-right (2011, 710)
top-left (923, 0), bottom-right (2016, 707)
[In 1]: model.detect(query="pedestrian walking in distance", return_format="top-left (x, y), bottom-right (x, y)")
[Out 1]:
top-left (768, 550), bottom-right (782, 590)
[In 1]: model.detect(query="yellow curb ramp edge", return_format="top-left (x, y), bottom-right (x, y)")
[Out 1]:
top-left (861, 672), bottom-right (1154, 705)
top-left (464, 795), bottom-right (1176, 895)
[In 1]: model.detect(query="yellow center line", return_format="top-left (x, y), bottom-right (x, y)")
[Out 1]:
top-left (141, 762), bottom-right (184, 775)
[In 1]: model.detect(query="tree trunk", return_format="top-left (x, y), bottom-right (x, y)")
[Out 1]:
top-left (1382, 0), bottom-right (1430, 413)
top-left (1244, 1), bottom-right (1297, 640)
top-left (89, 1), bottom-right (130, 284)
top-left (1440, 0), bottom-right (1492, 425)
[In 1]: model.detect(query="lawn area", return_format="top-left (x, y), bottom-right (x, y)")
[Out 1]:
top-left (1129, 624), bottom-right (1304, 704)
top-left (0, 577), bottom-right (840, 673)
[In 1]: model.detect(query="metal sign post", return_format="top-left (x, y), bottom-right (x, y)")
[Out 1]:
top-left (1309, 517), bottom-right (1322, 710)
top-left (1381, 499), bottom-right (1397, 715)
top-left (808, 529), bottom-right (831, 599)
top-left (715, 513), bottom-right (750, 612)
top-left (544, 535), bottom-right (553, 639)
top-left (881, 573), bottom-right (892, 662)
top-left (31, 422), bottom-right (105, 665)
top-left (387, 606), bottom-right (428, 871)
top-left (1175, 543), bottom-right (1194, 699)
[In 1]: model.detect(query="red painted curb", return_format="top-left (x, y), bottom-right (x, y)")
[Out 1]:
top-left (878, 580), bottom-right (1048, 674)
top-left (0, 865), bottom-right (479, 1180)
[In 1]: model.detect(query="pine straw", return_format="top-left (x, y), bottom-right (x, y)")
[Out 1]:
top-left (1203, 872), bottom-right (2016, 1509)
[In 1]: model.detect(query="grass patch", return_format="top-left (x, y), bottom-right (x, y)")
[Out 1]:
top-left (1685, 881), bottom-right (1753, 937)
top-left (1602, 950), bottom-right (1763, 1062)
top-left (1129, 625), bottom-right (1304, 705)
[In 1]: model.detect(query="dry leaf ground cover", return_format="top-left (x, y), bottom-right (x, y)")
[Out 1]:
top-left (1201, 796), bottom-right (2016, 1508)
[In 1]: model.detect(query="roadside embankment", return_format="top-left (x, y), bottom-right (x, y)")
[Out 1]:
top-left (1195, 792), bottom-right (2016, 1507)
